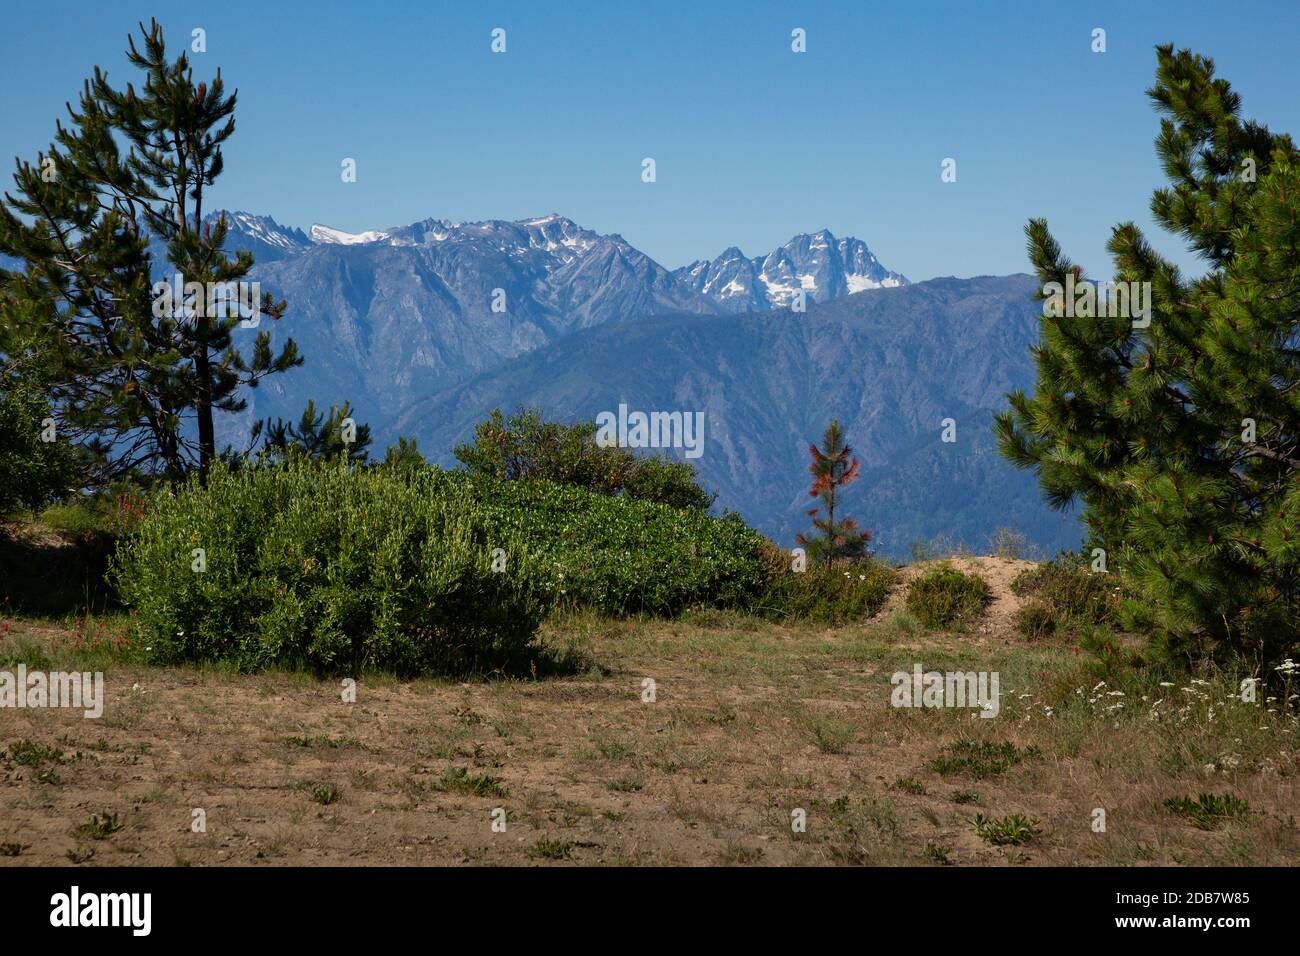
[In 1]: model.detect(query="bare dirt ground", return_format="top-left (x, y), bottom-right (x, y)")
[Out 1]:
top-left (2, 557), bottom-right (1297, 866)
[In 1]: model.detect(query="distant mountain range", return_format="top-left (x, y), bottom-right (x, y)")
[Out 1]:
top-left (395, 273), bottom-right (1083, 556)
top-left (4, 209), bottom-right (1083, 555)
top-left (201, 211), bottom-right (915, 451)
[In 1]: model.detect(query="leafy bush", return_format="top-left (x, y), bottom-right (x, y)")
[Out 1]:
top-left (905, 563), bottom-right (992, 629)
top-left (1010, 559), bottom-right (1121, 631)
top-left (756, 558), bottom-right (896, 624)
top-left (465, 475), bottom-right (769, 616)
top-left (0, 383), bottom-right (86, 515)
top-left (111, 459), bottom-right (553, 676)
top-left (454, 407), bottom-right (715, 511)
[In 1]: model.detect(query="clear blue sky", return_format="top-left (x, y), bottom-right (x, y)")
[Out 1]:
top-left (3, 0), bottom-right (1298, 280)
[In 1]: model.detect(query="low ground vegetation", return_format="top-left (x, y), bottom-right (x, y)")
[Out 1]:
top-left (2, 569), bottom-right (1295, 866)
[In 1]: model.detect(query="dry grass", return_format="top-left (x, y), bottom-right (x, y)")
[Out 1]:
top-left (1, 558), bottom-right (1297, 866)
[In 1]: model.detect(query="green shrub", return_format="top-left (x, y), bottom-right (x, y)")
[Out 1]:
top-left (1014, 603), bottom-right (1057, 640)
top-left (111, 459), bottom-right (552, 676)
top-left (905, 562), bottom-right (992, 629)
top-left (1010, 559), bottom-right (1121, 635)
top-left (465, 475), bottom-right (770, 616)
top-left (1163, 793), bottom-right (1250, 830)
top-left (756, 559), bottom-right (896, 624)
top-left (0, 383), bottom-right (86, 516)
top-left (930, 740), bottom-right (1038, 779)
top-left (454, 407), bottom-right (715, 511)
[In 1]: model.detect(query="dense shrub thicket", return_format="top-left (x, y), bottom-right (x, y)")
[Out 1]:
top-left (462, 475), bottom-right (770, 616)
top-left (756, 559), bottom-right (896, 624)
top-left (111, 460), bottom-right (553, 676)
top-left (111, 461), bottom-right (779, 673)
top-left (1010, 556), bottom-right (1155, 642)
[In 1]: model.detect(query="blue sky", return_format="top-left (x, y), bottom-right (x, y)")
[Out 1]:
top-left (3, 0), bottom-right (1298, 280)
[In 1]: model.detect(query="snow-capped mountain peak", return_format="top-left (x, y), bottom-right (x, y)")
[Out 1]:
top-left (672, 229), bottom-right (907, 312)
top-left (310, 223), bottom-right (391, 245)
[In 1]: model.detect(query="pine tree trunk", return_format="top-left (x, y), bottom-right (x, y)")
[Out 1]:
top-left (192, 181), bottom-right (215, 475)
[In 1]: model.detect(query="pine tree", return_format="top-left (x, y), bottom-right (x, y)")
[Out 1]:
top-left (381, 436), bottom-right (427, 473)
top-left (255, 400), bottom-right (372, 464)
top-left (0, 19), bottom-right (300, 482)
top-left (796, 419), bottom-right (870, 563)
top-left (996, 45), bottom-right (1300, 662)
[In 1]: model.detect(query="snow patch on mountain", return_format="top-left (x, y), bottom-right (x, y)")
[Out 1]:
top-left (310, 224), bottom-right (391, 245)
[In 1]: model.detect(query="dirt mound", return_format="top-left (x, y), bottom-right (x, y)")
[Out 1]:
top-left (877, 555), bottom-right (1035, 642)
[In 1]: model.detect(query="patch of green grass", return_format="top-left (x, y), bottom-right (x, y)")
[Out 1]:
top-left (891, 776), bottom-right (927, 795)
top-left (594, 737), bottom-right (633, 761)
top-left (433, 767), bottom-right (507, 798)
top-left (924, 841), bottom-right (952, 864)
top-left (972, 813), bottom-right (1040, 846)
top-left (6, 740), bottom-right (63, 767)
top-left (905, 562), bottom-right (992, 630)
top-left (807, 717), bottom-right (855, 754)
top-left (1015, 603), bottom-right (1057, 640)
top-left (1163, 793), bottom-right (1251, 830)
top-left (75, 811), bottom-right (124, 840)
top-left (951, 789), bottom-right (981, 805)
top-left (0, 635), bottom-right (54, 669)
top-left (529, 838), bottom-right (576, 860)
top-left (283, 734), bottom-right (359, 749)
top-left (930, 740), bottom-right (1038, 779)
top-left (607, 774), bottom-right (644, 793)
top-left (309, 783), bottom-right (341, 806)
top-left (880, 611), bottom-right (922, 640)
top-left (0, 842), bottom-right (30, 857)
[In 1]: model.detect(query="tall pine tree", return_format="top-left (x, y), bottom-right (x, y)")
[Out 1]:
top-left (996, 45), bottom-right (1300, 664)
top-left (0, 19), bottom-right (299, 482)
